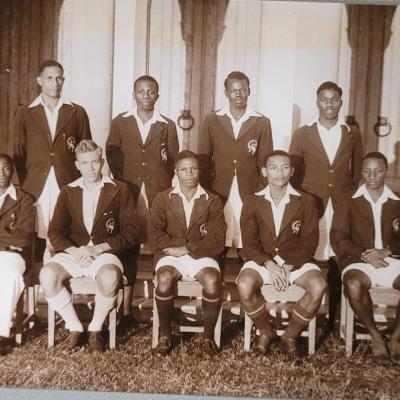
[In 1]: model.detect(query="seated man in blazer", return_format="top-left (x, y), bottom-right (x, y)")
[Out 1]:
top-left (149, 150), bottom-right (226, 356)
top-left (39, 140), bottom-right (138, 353)
top-left (237, 150), bottom-right (326, 357)
top-left (0, 154), bottom-right (35, 354)
top-left (331, 152), bottom-right (400, 364)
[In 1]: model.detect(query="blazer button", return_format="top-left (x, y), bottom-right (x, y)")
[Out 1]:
top-left (275, 247), bottom-right (279, 251)
top-left (142, 149), bottom-right (145, 153)
top-left (142, 162), bottom-right (146, 166)
top-left (328, 184), bottom-right (334, 187)
top-left (233, 160), bottom-right (238, 164)
top-left (329, 169), bottom-right (334, 173)
top-left (50, 152), bottom-right (54, 156)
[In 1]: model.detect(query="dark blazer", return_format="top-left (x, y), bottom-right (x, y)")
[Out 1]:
top-left (289, 123), bottom-right (363, 216)
top-left (11, 102), bottom-right (92, 200)
top-left (48, 179), bottom-right (138, 255)
top-left (331, 191), bottom-right (400, 271)
top-left (198, 112), bottom-right (273, 202)
top-left (106, 113), bottom-right (179, 206)
top-left (240, 190), bottom-right (319, 267)
top-left (149, 187), bottom-right (226, 265)
top-left (0, 188), bottom-right (35, 259)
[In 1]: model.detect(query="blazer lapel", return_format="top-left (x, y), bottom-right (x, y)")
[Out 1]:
top-left (67, 187), bottom-right (86, 234)
top-left (55, 104), bottom-right (76, 139)
top-left (29, 106), bottom-right (52, 147)
top-left (144, 121), bottom-right (164, 147)
top-left (92, 184), bottom-right (119, 230)
top-left (355, 197), bottom-right (374, 224)
top-left (237, 117), bottom-right (257, 141)
top-left (187, 195), bottom-right (211, 232)
top-left (121, 116), bottom-right (143, 145)
top-left (279, 195), bottom-right (302, 236)
top-left (216, 115), bottom-right (235, 140)
top-left (0, 196), bottom-right (17, 218)
top-left (332, 127), bottom-right (353, 166)
top-left (382, 198), bottom-right (399, 226)
top-left (168, 194), bottom-right (187, 229)
top-left (255, 197), bottom-right (276, 236)
top-left (305, 124), bottom-right (330, 165)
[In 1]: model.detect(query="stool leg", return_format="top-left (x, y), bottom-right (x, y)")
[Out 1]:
top-left (308, 316), bottom-right (316, 355)
top-left (340, 287), bottom-right (346, 341)
top-left (48, 306), bottom-right (55, 348)
top-left (152, 294), bottom-right (160, 348)
top-left (345, 297), bottom-right (354, 357)
top-left (244, 313), bottom-right (252, 352)
top-left (109, 307), bottom-right (117, 349)
top-left (214, 302), bottom-right (223, 348)
top-left (15, 292), bottom-right (24, 345)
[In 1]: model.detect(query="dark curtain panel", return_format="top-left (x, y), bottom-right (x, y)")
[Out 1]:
top-left (0, 0), bottom-right (63, 153)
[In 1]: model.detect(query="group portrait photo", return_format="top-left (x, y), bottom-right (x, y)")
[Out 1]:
top-left (1, 0), bottom-right (400, 399)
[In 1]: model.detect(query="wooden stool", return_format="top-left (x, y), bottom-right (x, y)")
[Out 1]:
top-left (244, 285), bottom-right (328, 355)
top-left (152, 278), bottom-right (223, 348)
top-left (341, 286), bottom-right (400, 356)
top-left (48, 276), bottom-right (124, 348)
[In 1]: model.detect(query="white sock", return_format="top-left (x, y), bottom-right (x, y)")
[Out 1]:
top-left (46, 287), bottom-right (83, 332)
top-left (88, 291), bottom-right (117, 332)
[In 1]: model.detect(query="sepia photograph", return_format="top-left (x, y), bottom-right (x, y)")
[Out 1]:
top-left (0, 0), bottom-right (400, 399)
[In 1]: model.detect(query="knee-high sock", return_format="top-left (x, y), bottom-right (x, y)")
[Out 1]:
top-left (202, 290), bottom-right (222, 340)
top-left (46, 287), bottom-right (84, 332)
top-left (155, 288), bottom-right (174, 338)
top-left (0, 260), bottom-right (25, 337)
top-left (243, 299), bottom-right (273, 338)
top-left (282, 303), bottom-right (315, 340)
top-left (88, 291), bottom-right (117, 332)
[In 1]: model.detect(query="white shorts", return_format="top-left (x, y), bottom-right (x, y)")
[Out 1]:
top-left (49, 252), bottom-right (124, 279)
top-left (239, 261), bottom-right (320, 285)
top-left (155, 254), bottom-right (220, 279)
top-left (342, 257), bottom-right (400, 288)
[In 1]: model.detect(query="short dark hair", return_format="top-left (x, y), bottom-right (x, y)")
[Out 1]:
top-left (174, 150), bottom-right (198, 167)
top-left (224, 71), bottom-right (250, 90)
top-left (0, 153), bottom-right (14, 168)
top-left (316, 81), bottom-right (342, 97)
top-left (39, 60), bottom-right (64, 75)
top-left (363, 151), bottom-right (388, 169)
top-left (264, 150), bottom-right (291, 166)
top-left (134, 75), bottom-right (159, 93)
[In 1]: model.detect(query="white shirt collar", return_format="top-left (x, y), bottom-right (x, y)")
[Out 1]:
top-left (169, 182), bottom-right (209, 200)
top-left (352, 184), bottom-right (400, 201)
top-left (216, 106), bottom-right (260, 119)
top-left (122, 106), bottom-right (168, 124)
top-left (0, 183), bottom-right (17, 201)
top-left (307, 116), bottom-right (350, 132)
top-left (28, 95), bottom-right (73, 109)
top-left (68, 175), bottom-right (116, 189)
top-left (255, 182), bottom-right (301, 199)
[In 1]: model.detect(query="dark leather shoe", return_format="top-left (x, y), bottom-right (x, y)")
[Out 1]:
top-left (154, 336), bottom-right (172, 355)
top-left (371, 339), bottom-right (390, 364)
top-left (204, 338), bottom-right (221, 356)
top-left (388, 340), bottom-right (400, 364)
top-left (278, 336), bottom-right (297, 357)
top-left (252, 334), bottom-right (271, 356)
top-left (88, 331), bottom-right (104, 353)
top-left (66, 331), bottom-right (83, 351)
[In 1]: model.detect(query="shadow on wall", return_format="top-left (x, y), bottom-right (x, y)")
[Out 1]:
top-left (292, 103), bottom-right (302, 135)
top-left (386, 140), bottom-right (400, 192)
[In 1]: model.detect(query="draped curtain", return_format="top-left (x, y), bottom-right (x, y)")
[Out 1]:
top-left (0, 0), bottom-right (63, 153)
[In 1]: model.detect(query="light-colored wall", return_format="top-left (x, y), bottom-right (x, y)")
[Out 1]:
top-left (216, 1), bottom-right (351, 151)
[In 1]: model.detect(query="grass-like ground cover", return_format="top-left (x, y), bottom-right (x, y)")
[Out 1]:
top-left (1, 321), bottom-right (399, 399)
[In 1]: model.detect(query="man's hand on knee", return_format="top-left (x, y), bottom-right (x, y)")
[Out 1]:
top-left (361, 249), bottom-right (389, 269)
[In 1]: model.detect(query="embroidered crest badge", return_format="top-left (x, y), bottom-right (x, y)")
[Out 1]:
top-left (8, 212), bottom-right (16, 232)
top-left (393, 218), bottom-right (400, 234)
top-left (292, 219), bottom-right (301, 235)
top-left (160, 147), bottom-right (168, 164)
top-left (199, 223), bottom-right (208, 239)
top-left (247, 139), bottom-right (258, 155)
top-left (106, 218), bottom-right (116, 234)
top-left (66, 136), bottom-right (76, 152)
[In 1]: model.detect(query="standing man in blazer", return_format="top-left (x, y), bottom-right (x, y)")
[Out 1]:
top-left (331, 152), bottom-right (400, 364)
top-left (106, 75), bottom-right (179, 322)
top-left (39, 140), bottom-right (138, 352)
top-left (237, 150), bottom-right (326, 357)
top-left (0, 154), bottom-right (35, 354)
top-left (11, 60), bottom-right (91, 262)
top-left (289, 81), bottom-right (363, 326)
top-left (198, 71), bottom-right (273, 253)
top-left (149, 151), bottom-right (226, 356)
